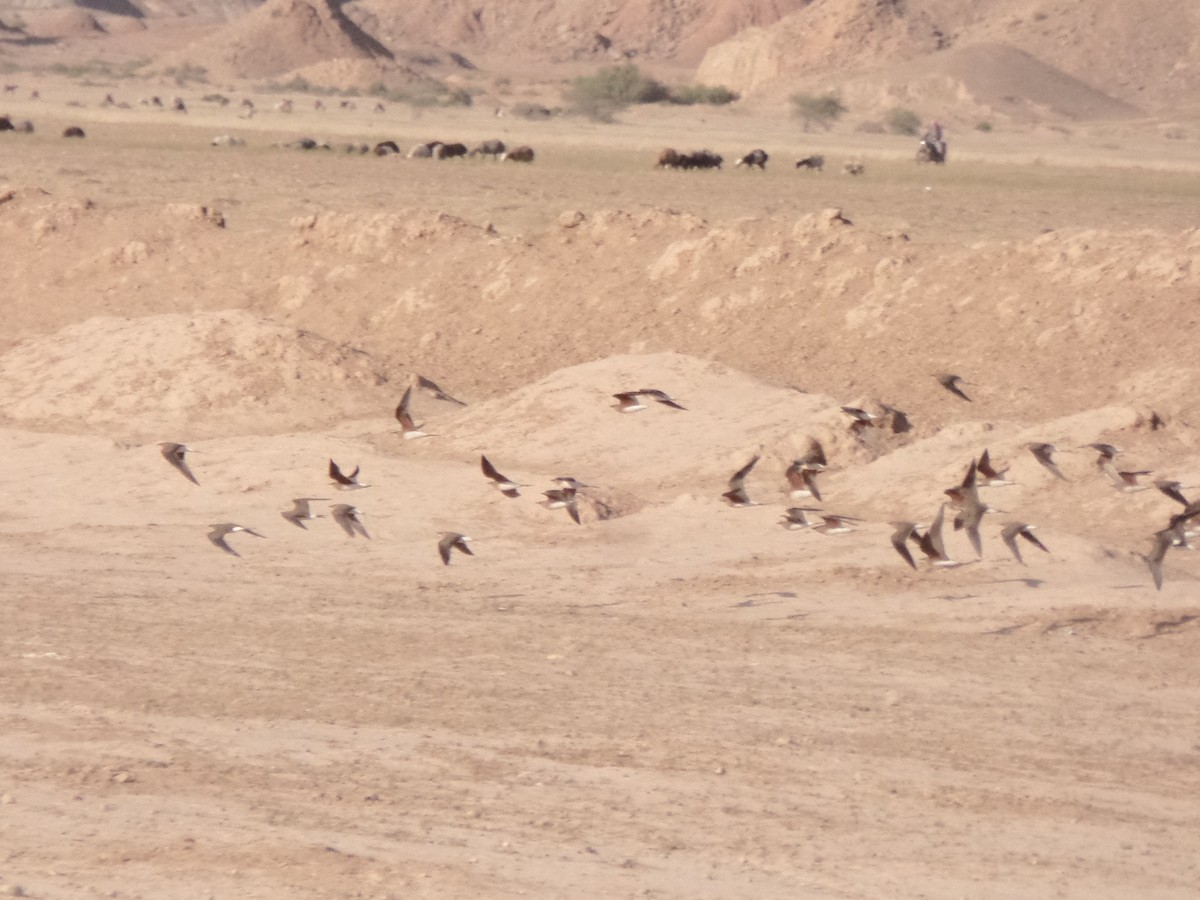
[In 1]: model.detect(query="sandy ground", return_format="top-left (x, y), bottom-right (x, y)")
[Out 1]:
top-left (1, 79), bottom-right (1200, 899)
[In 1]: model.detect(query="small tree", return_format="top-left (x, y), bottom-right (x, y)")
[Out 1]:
top-left (790, 92), bottom-right (847, 131)
top-left (886, 107), bottom-right (922, 136)
top-left (567, 64), bottom-right (669, 120)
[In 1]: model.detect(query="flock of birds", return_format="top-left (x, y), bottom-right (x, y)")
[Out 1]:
top-left (157, 371), bottom-right (1193, 588)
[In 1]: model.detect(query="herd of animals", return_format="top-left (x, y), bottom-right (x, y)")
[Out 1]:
top-left (154, 370), bottom-right (1194, 590)
top-left (3, 85), bottom-right (864, 173)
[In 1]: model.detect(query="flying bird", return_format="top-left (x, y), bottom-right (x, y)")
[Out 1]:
top-left (840, 406), bottom-right (877, 435)
top-left (1084, 442), bottom-right (1120, 468)
top-left (1101, 464), bottom-right (1153, 493)
top-left (1155, 480), bottom-right (1194, 507)
top-left (934, 373), bottom-right (972, 402)
top-left (481, 455), bottom-right (522, 498)
top-left (879, 402), bottom-right (912, 434)
top-left (813, 514), bottom-right (860, 535)
top-left (639, 389), bottom-right (687, 411)
top-left (394, 386), bottom-right (433, 439)
top-left (158, 442), bottom-right (200, 485)
top-left (784, 462), bottom-right (823, 501)
top-left (954, 459), bottom-right (988, 558)
top-left (329, 459), bottom-right (368, 490)
top-left (890, 521), bottom-right (921, 570)
top-left (1027, 443), bottom-right (1067, 481)
top-left (438, 531), bottom-right (474, 565)
top-left (976, 449), bottom-right (1013, 487)
top-left (612, 389), bottom-right (686, 413)
top-left (281, 497), bottom-right (329, 529)
top-left (207, 523), bottom-right (264, 557)
top-left (541, 487), bottom-right (582, 524)
top-left (1001, 522), bottom-right (1049, 565)
top-left (916, 504), bottom-right (964, 568)
top-left (794, 437), bottom-right (828, 470)
top-left (722, 454), bottom-right (761, 507)
top-left (1145, 528), bottom-right (1175, 591)
top-left (331, 504), bottom-right (370, 538)
top-left (780, 507), bottom-right (823, 530)
top-left (415, 374), bottom-right (467, 406)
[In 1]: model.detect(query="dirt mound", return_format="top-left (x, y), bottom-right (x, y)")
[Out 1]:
top-left (166, 0), bottom-right (394, 81)
top-left (0, 310), bottom-right (399, 441)
top-left (25, 7), bottom-right (108, 37)
top-left (836, 42), bottom-right (1142, 124)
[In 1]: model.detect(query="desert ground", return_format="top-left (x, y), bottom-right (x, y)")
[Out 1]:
top-left (2, 75), bottom-right (1200, 900)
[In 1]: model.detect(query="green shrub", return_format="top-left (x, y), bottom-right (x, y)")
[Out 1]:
top-left (790, 92), bottom-right (847, 131)
top-left (567, 63), bottom-right (669, 116)
top-left (975, 120), bottom-right (993, 133)
top-left (886, 107), bottom-right (922, 135)
top-left (670, 83), bottom-right (739, 106)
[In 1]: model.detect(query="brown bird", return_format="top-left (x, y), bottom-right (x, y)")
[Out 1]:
top-left (935, 373), bottom-right (972, 402)
top-left (207, 523), bottom-right (264, 557)
top-left (722, 454), bottom-right (761, 506)
top-left (331, 504), bottom-right (370, 538)
top-left (158, 441), bottom-right (200, 486)
top-left (438, 531), bottom-right (473, 565)
top-left (415, 374), bottom-right (467, 406)
top-left (1001, 522), bottom-right (1049, 565)
top-left (1027, 443), bottom-right (1067, 481)
top-left (785, 462), bottom-right (823, 501)
top-left (394, 386), bottom-right (432, 439)
top-left (329, 458), bottom-right (368, 490)
top-left (879, 402), bottom-right (912, 434)
top-left (917, 504), bottom-right (965, 568)
top-left (976, 449), bottom-right (1013, 486)
top-left (481, 455), bottom-right (522, 498)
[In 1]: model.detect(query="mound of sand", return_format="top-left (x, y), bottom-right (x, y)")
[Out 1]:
top-left (167, 0), bottom-right (394, 81)
top-left (835, 43), bottom-right (1142, 124)
top-left (0, 310), bottom-right (400, 441)
top-left (25, 7), bottom-right (108, 38)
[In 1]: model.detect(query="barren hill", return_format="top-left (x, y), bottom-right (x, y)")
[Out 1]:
top-left (697, 0), bottom-right (1200, 114)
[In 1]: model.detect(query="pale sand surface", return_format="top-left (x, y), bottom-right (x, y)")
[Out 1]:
top-left (1, 84), bottom-right (1199, 898)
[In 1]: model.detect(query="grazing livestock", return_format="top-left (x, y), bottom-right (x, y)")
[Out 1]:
top-left (794, 154), bottom-right (825, 171)
top-left (373, 140), bottom-right (400, 156)
top-left (735, 148), bottom-right (769, 170)
top-left (843, 161), bottom-right (866, 176)
top-left (211, 134), bottom-right (246, 147)
top-left (344, 142), bottom-right (369, 154)
top-left (501, 145), bottom-right (535, 163)
top-left (678, 149), bottom-right (723, 170)
top-left (313, 99), bottom-right (325, 111)
top-left (408, 141), bottom-right (441, 158)
top-left (434, 142), bottom-right (468, 159)
top-left (0, 116), bottom-right (12, 132)
top-left (469, 139), bottom-right (506, 159)
top-left (62, 126), bottom-right (86, 138)
top-left (173, 97), bottom-right (187, 113)
top-left (275, 99), bottom-right (293, 113)
top-left (373, 102), bottom-right (386, 113)
top-left (657, 147), bottom-right (680, 168)
top-left (17, 120), bottom-right (33, 133)
top-left (339, 100), bottom-right (357, 110)
top-left (284, 137), bottom-right (330, 150)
